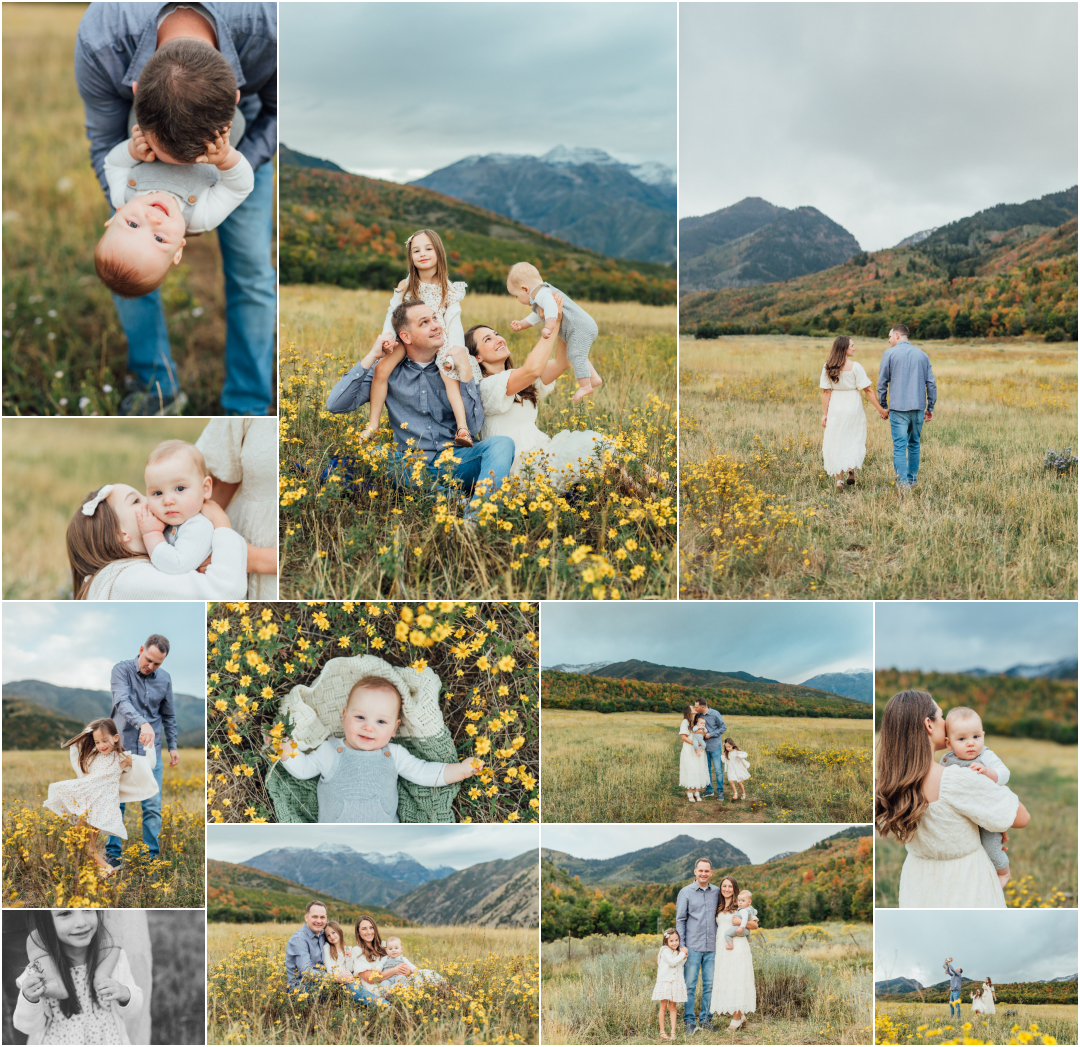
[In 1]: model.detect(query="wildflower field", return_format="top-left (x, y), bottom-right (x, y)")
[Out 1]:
top-left (874, 736), bottom-right (1077, 909)
top-left (541, 711), bottom-right (872, 823)
top-left (541, 922), bottom-right (873, 1045)
top-left (206, 921), bottom-right (538, 1045)
top-left (2, 748), bottom-right (205, 908)
top-left (206, 601), bottom-right (539, 824)
top-left (874, 1003), bottom-right (1075, 1045)
top-left (679, 335), bottom-right (1078, 599)
top-left (278, 286), bottom-right (677, 599)
top-left (1, 3), bottom-right (252, 416)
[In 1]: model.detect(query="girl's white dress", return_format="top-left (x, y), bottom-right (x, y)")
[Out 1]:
top-left (725, 750), bottom-right (751, 783)
top-left (981, 985), bottom-right (996, 1014)
top-left (196, 417), bottom-right (278, 599)
top-left (381, 280), bottom-right (482, 383)
top-left (711, 913), bottom-right (756, 1016)
top-left (43, 751), bottom-right (127, 838)
top-left (479, 369), bottom-right (607, 492)
top-left (896, 765), bottom-right (1020, 909)
top-left (678, 719), bottom-right (710, 790)
top-left (820, 361), bottom-right (871, 475)
top-left (323, 943), bottom-right (354, 980)
top-left (651, 945), bottom-right (688, 1002)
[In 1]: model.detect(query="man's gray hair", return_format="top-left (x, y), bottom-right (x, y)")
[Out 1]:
top-left (889, 324), bottom-right (909, 340)
top-left (145, 634), bottom-right (170, 655)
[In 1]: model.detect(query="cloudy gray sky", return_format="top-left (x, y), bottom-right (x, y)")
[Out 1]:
top-left (280, 2), bottom-right (677, 182)
top-left (680, 3), bottom-right (1078, 249)
top-left (207, 824), bottom-right (539, 870)
top-left (541, 602), bottom-right (872, 683)
top-left (2, 602), bottom-right (205, 697)
top-left (876, 602), bottom-right (1078, 672)
top-left (875, 909), bottom-right (1078, 986)
top-left (542, 824), bottom-right (864, 865)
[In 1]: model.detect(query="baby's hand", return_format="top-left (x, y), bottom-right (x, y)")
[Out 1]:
top-left (466, 758), bottom-right (483, 776)
top-left (129, 125), bottom-right (156, 163)
top-left (135, 503), bottom-right (165, 536)
top-left (510, 320), bottom-right (526, 331)
top-left (541, 324), bottom-right (556, 339)
top-left (970, 762), bottom-right (986, 774)
top-left (197, 123), bottom-right (234, 168)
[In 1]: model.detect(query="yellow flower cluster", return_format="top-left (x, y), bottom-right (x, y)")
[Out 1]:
top-left (875, 1014), bottom-right (1059, 1045)
top-left (763, 743), bottom-right (871, 768)
top-left (1003, 874), bottom-right (1073, 909)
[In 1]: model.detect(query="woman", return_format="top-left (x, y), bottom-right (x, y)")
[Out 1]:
top-left (349, 916), bottom-right (409, 1003)
top-left (875, 689), bottom-right (1029, 908)
top-left (710, 875), bottom-right (756, 1030)
top-left (678, 704), bottom-right (709, 803)
top-left (66, 483), bottom-right (248, 600)
top-left (819, 335), bottom-right (888, 490)
top-left (981, 977), bottom-right (996, 1014)
top-left (196, 417), bottom-right (278, 598)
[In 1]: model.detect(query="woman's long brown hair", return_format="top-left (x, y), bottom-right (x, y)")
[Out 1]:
top-left (62, 718), bottom-right (126, 773)
top-left (715, 875), bottom-right (741, 915)
top-left (66, 489), bottom-right (143, 599)
top-left (875, 689), bottom-right (937, 842)
top-left (681, 704), bottom-right (696, 729)
top-left (465, 325), bottom-right (538, 407)
top-left (403, 229), bottom-right (450, 311)
top-left (354, 915), bottom-right (388, 964)
top-left (824, 335), bottom-right (853, 383)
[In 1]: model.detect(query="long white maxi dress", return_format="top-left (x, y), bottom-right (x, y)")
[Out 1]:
top-left (677, 719), bottom-right (709, 790)
top-left (820, 361), bottom-right (871, 476)
top-left (711, 912), bottom-right (756, 1017)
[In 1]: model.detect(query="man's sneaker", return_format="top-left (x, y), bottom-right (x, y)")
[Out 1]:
top-left (119, 377), bottom-right (187, 416)
top-left (685, 1024), bottom-right (698, 1035)
top-left (699, 1020), bottom-right (715, 1032)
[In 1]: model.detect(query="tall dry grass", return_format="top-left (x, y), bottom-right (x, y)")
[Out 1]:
top-left (679, 335), bottom-right (1078, 599)
top-left (875, 1002), bottom-right (1077, 1046)
top-left (540, 711), bottom-right (872, 823)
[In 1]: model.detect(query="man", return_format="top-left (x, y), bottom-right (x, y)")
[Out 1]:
top-left (106, 634), bottom-right (177, 868)
top-left (694, 698), bottom-right (727, 801)
top-left (675, 858), bottom-right (720, 1034)
top-left (75, 3), bottom-right (277, 416)
top-left (285, 901), bottom-right (329, 991)
top-left (877, 324), bottom-right (937, 489)
top-left (326, 301), bottom-right (516, 510)
top-left (944, 957), bottom-right (964, 1019)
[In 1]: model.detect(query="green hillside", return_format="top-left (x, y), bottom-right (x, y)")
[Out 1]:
top-left (884, 980), bottom-right (1077, 1006)
top-left (279, 165), bottom-right (676, 305)
top-left (542, 671), bottom-right (872, 719)
top-left (207, 860), bottom-right (406, 925)
top-left (2, 697), bottom-right (85, 750)
top-left (874, 670), bottom-right (1077, 743)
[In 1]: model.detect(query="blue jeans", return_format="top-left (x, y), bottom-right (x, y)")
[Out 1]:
top-left (105, 750), bottom-right (163, 863)
top-left (949, 989), bottom-right (961, 1018)
top-left (683, 948), bottom-right (715, 1028)
top-left (889, 409), bottom-right (925, 485)
top-left (703, 748), bottom-right (725, 800)
top-left (112, 161), bottom-right (276, 415)
top-left (346, 980), bottom-right (384, 1008)
top-left (381, 436), bottom-right (516, 515)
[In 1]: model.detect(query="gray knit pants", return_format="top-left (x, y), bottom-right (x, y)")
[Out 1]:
top-left (980, 827), bottom-right (1009, 870)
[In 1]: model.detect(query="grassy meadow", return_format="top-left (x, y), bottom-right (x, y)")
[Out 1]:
top-left (542, 922), bottom-right (873, 1045)
top-left (679, 335), bottom-right (1078, 600)
top-left (874, 736), bottom-right (1077, 908)
top-left (2, 748), bottom-right (205, 908)
top-left (540, 711), bottom-right (872, 823)
top-left (874, 1002), bottom-right (1077, 1046)
top-left (1, 3), bottom-right (257, 416)
top-left (206, 921), bottom-right (538, 1045)
top-left (279, 285), bottom-right (677, 599)
top-left (1, 417), bottom-right (211, 599)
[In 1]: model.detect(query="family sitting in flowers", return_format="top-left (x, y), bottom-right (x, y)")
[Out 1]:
top-left (286, 904), bottom-right (443, 1007)
top-left (677, 699), bottom-right (750, 804)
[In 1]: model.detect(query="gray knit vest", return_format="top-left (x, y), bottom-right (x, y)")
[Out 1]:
top-left (316, 744), bottom-right (400, 823)
top-left (531, 281), bottom-right (598, 341)
top-left (122, 160), bottom-right (220, 226)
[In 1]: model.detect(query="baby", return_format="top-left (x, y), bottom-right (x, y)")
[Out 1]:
top-left (135, 440), bottom-right (214, 575)
top-left (723, 890), bottom-right (759, 950)
top-left (95, 38), bottom-right (254, 298)
top-left (280, 676), bottom-right (482, 823)
top-left (940, 706), bottom-right (1012, 886)
top-left (375, 936), bottom-right (444, 988)
top-left (506, 262), bottom-right (603, 401)
top-left (691, 714), bottom-right (708, 757)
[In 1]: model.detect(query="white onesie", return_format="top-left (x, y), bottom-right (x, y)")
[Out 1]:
top-left (524, 286), bottom-right (559, 329)
top-left (150, 513), bottom-right (214, 575)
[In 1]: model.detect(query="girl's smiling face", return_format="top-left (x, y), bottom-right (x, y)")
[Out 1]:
top-left (410, 234), bottom-right (436, 274)
top-left (325, 926), bottom-right (339, 945)
top-left (341, 684), bottom-right (401, 750)
top-left (50, 909), bottom-right (99, 951)
top-left (93, 726), bottom-right (119, 755)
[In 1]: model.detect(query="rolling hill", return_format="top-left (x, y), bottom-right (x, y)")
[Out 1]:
top-left (880, 978), bottom-right (1077, 1006)
top-left (874, 977), bottom-right (924, 997)
top-left (799, 669), bottom-right (873, 704)
top-left (541, 833), bottom-right (749, 884)
top-left (2, 697), bottom-right (86, 750)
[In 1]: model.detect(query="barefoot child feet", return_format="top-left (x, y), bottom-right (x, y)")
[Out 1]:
top-left (506, 262), bottom-right (601, 401)
top-left (651, 928), bottom-right (688, 1039)
top-left (723, 891), bottom-right (759, 950)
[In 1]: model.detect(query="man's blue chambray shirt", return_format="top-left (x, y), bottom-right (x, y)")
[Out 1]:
top-left (877, 340), bottom-right (938, 413)
top-left (698, 706), bottom-right (727, 753)
top-left (110, 658), bottom-right (177, 757)
top-left (676, 881), bottom-right (720, 952)
top-left (326, 357), bottom-right (485, 465)
top-left (285, 925), bottom-right (326, 989)
top-left (946, 962), bottom-right (963, 992)
top-left (74, 2), bottom-right (277, 196)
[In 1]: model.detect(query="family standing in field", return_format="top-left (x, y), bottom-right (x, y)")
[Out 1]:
top-left (819, 324), bottom-right (937, 491)
top-left (678, 699), bottom-right (750, 803)
top-left (942, 958), bottom-right (999, 1021)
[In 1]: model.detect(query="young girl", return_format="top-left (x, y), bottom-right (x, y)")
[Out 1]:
top-left (323, 921), bottom-right (356, 983)
top-left (723, 738), bottom-right (751, 800)
top-left (361, 229), bottom-right (480, 447)
top-left (43, 719), bottom-right (132, 874)
top-left (678, 704), bottom-right (709, 803)
top-left (15, 909), bottom-right (143, 1045)
top-left (651, 927), bottom-right (688, 1040)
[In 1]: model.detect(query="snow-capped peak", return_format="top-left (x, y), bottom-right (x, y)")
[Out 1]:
top-left (541, 145), bottom-right (618, 167)
top-left (627, 161), bottom-right (676, 188)
top-left (358, 850), bottom-right (419, 867)
top-left (836, 668), bottom-right (872, 677)
top-left (314, 842), bottom-right (358, 855)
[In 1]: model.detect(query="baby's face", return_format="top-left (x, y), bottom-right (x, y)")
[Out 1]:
top-left (947, 717), bottom-right (985, 761)
top-left (341, 685), bottom-right (401, 750)
top-left (385, 941), bottom-right (403, 958)
top-left (101, 193), bottom-right (187, 286)
top-left (508, 282), bottom-right (533, 307)
top-left (737, 892), bottom-right (752, 909)
top-left (145, 453), bottom-right (210, 527)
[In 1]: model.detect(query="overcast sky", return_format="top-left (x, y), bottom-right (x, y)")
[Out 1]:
top-left (876, 602), bottom-right (1078, 672)
top-left (542, 824), bottom-right (864, 866)
top-left (876, 909), bottom-right (1078, 986)
top-left (280, 2), bottom-right (676, 182)
top-left (2, 602), bottom-right (205, 697)
top-left (541, 602), bottom-right (872, 683)
top-left (207, 824), bottom-right (539, 870)
top-left (680, 3), bottom-right (1078, 249)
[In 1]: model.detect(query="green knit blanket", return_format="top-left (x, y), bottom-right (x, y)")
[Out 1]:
top-left (265, 728), bottom-right (461, 823)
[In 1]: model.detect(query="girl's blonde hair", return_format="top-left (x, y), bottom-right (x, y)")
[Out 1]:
top-left (403, 229), bottom-right (450, 311)
top-left (62, 718), bottom-right (126, 773)
top-left (325, 921), bottom-right (347, 962)
top-left (66, 488), bottom-right (144, 599)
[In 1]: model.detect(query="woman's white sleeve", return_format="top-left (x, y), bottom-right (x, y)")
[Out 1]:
top-left (196, 418), bottom-right (247, 484)
top-left (187, 153), bottom-right (255, 234)
top-left (280, 740), bottom-right (336, 780)
top-left (114, 951), bottom-right (144, 1018)
top-left (854, 361), bottom-right (871, 390)
top-left (479, 369), bottom-right (517, 416)
top-left (390, 743), bottom-right (447, 787)
top-left (819, 366), bottom-right (834, 390)
top-left (104, 140), bottom-right (139, 209)
top-left (149, 514), bottom-right (215, 575)
top-left (942, 765), bottom-right (1020, 832)
top-left (382, 290), bottom-right (404, 337)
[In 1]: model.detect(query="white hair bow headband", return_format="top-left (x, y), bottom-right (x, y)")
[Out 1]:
top-left (81, 485), bottom-right (114, 516)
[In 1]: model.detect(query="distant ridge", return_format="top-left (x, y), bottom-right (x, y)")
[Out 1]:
top-left (542, 833), bottom-right (750, 884)
top-left (960, 657), bottom-right (1078, 681)
top-left (800, 669), bottom-right (873, 704)
top-left (280, 143), bottom-right (345, 173)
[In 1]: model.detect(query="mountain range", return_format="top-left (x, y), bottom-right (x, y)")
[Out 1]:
top-left (542, 833), bottom-right (750, 884)
top-left (960, 657), bottom-right (1078, 681)
top-left (412, 147), bottom-right (676, 265)
top-left (798, 669), bottom-right (873, 704)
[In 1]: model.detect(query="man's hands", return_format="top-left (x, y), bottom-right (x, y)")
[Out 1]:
top-left (135, 503), bottom-right (166, 536)
top-left (362, 335), bottom-right (399, 370)
top-left (169, 749), bottom-right (180, 768)
top-left (139, 722), bottom-right (156, 749)
top-left (128, 125), bottom-right (157, 163)
top-left (925, 408), bottom-right (934, 421)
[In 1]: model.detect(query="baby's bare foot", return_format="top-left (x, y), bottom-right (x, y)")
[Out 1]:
top-left (725, 941), bottom-right (734, 950)
top-left (571, 385), bottom-right (594, 402)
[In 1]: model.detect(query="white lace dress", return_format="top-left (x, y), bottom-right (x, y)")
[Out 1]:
top-left (711, 913), bottom-right (756, 1016)
top-left (896, 765), bottom-right (1020, 909)
top-left (981, 985), bottom-right (996, 1014)
top-left (651, 946), bottom-right (688, 1002)
top-left (678, 719), bottom-right (709, 789)
top-left (478, 369), bottom-right (607, 492)
top-left (970, 993), bottom-right (986, 1014)
top-left (43, 751), bottom-right (127, 838)
top-left (381, 280), bottom-right (482, 383)
top-left (820, 361), bottom-right (871, 475)
top-left (196, 417), bottom-right (278, 599)
top-left (725, 750), bottom-right (751, 783)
